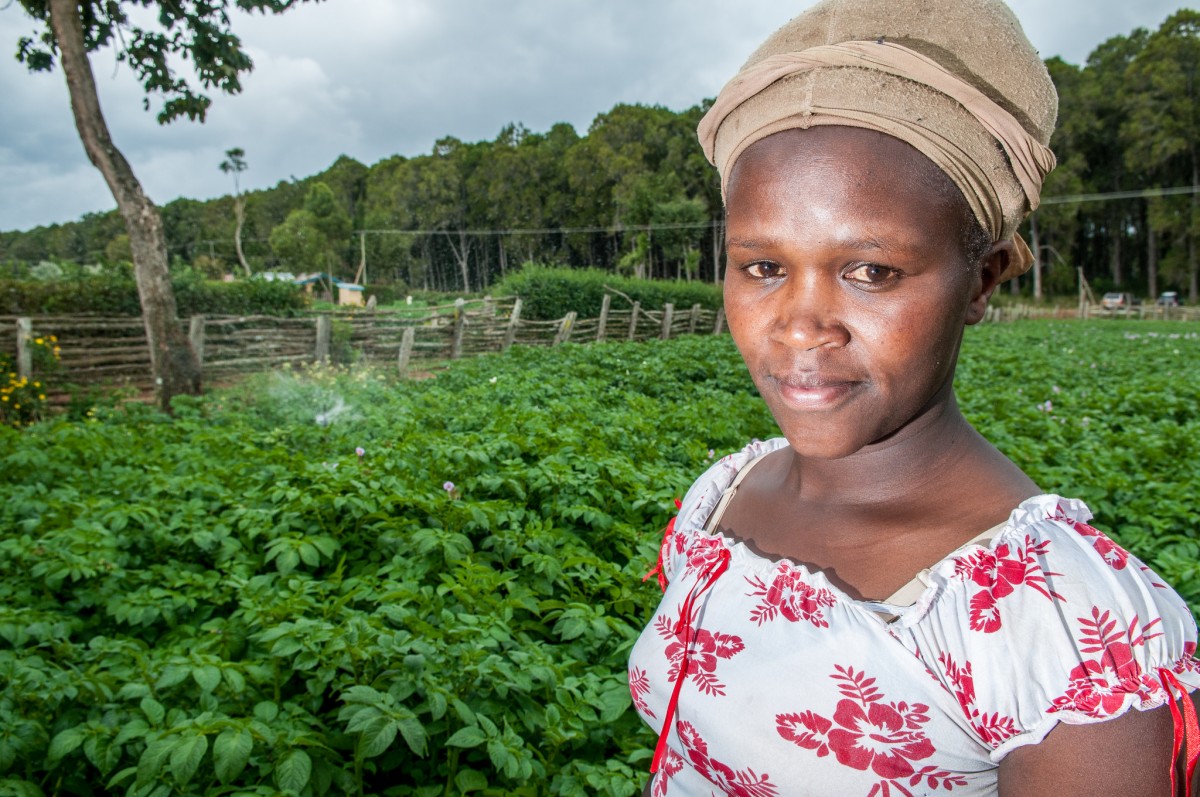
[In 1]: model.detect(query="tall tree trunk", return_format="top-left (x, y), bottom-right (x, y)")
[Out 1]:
top-left (233, 196), bottom-right (250, 276)
top-left (1147, 217), bottom-right (1158, 300)
top-left (1029, 212), bottom-right (1042, 301)
top-left (48, 0), bottom-right (200, 411)
top-left (711, 218), bottom-right (724, 285)
top-left (443, 230), bottom-right (471, 293)
top-left (1191, 154), bottom-right (1199, 303)
top-left (1109, 220), bottom-right (1123, 288)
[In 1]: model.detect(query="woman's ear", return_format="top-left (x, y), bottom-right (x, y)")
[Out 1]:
top-left (965, 240), bottom-right (1013, 325)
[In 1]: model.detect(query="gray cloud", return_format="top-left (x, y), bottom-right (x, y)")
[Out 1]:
top-left (0, 0), bottom-right (1186, 232)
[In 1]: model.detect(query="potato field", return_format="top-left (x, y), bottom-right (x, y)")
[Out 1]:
top-left (1, 321), bottom-right (1198, 797)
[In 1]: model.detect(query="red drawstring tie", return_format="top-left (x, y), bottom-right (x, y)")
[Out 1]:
top-left (650, 546), bottom-right (731, 773)
top-left (1160, 668), bottom-right (1199, 796)
top-left (644, 500), bottom-right (682, 593)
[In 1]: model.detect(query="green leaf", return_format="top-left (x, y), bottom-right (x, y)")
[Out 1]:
top-left (169, 733), bottom-right (208, 787)
top-left (47, 727), bottom-right (86, 761)
top-left (357, 715), bottom-right (397, 758)
top-left (396, 713), bottom-right (428, 757)
top-left (193, 665), bottom-right (222, 693)
top-left (212, 728), bottom-right (252, 785)
top-left (455, 768), bottom-right (489, 793)
top-left (445, 726), bottom-right (488, 749)
top-left (140, 697), bottom-right (166, 726)
top-left (137, 737), bottom-right (174, 786)
top-left (275, 749), bottom-right (312, 795)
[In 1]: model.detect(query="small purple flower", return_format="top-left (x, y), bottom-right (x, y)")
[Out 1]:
top-left (707, 449), bottom-right (715, 460)
top-left (355, 446), bottom-right (366, 458)
top-left (442, 480), bottom-right (460, 500)
top-left (443, 481), bottom-right (455, 492)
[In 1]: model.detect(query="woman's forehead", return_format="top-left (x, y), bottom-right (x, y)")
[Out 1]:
top-left (727, 126), bottom-right (953, 199)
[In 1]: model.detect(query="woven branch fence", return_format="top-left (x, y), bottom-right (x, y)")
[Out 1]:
top-left (0, 295), bottom-right (727, 393)
top-left (4, 295), bottom-right (1195, 395)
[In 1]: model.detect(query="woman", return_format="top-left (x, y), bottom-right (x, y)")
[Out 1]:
top-left (628, 0), bottom-right (1200, 794)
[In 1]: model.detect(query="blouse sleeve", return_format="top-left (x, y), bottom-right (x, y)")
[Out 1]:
top-left (917, 496), bottom-right (1200, 762)
top-left (658, 439), bottom-right (785, 585)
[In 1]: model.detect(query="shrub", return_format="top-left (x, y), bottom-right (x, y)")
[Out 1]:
top-left (491, 265), bottom-right (723, 321)
top-left (0, 333), bottom-right (59, 427)
top-left (0, 273), bottom-right (310, 316)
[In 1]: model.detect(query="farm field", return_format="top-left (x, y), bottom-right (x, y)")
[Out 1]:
top-left (1, 321), bottom-right (1198, 797)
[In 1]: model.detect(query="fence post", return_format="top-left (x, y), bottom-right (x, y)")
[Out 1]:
top-left (397, 326), bottom-right (415, 374)
top-left (689, 303), bottom-right (702, 334)
top-left (661, 303), bottom-right (674, 340)
top-left (315, 315), bottom-right (331, 362)
top-left (452, 298), bottom-right (466, 359)
top-left (16, 317), bottom-right (32, 379)
top-left (628, 301), bottom-right (641, 340)
top-left (554, 312), bottom-right (577, 346)
top-left (188, 315), bottom-right (206, 371)
top-left (502, 298), bottom-right (522, 351)
top-left (713, 307), bottom-right (726, 335)
top-left (597, 293), bottom-right (611, 342)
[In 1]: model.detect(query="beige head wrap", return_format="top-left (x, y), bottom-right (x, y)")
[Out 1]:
top-left (697, 0), bottom-right (1058, 280)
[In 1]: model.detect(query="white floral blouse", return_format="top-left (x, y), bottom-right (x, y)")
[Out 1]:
top-left (628, 438), bottom-right (1200, 796)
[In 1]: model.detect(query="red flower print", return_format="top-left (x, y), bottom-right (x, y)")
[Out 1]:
top-left (684, 535), bottom-right (728, 578)
top-left (956, 535), bottom-right (1064, 633)
top-left (776, 711), bottom-right (832, 756)
top-left (676, 721), bottom-right (779, 797)
top-left (1049, 607), bottom-right (1166, 718)
top-left (776, 666), bottom-right (960, 794)
top-left (655, 613), bottom-right (744, 696)
top-left (936, 653), bottom-right (1019, 747)
top-left (827, 698), bottom-right (935, 778)
top-left (629, 665), bottom-right (655, 721)
top-left (1051, 506), bottom-right (1130, 570)
top-left (652, 747), bottom-right (683, 797)
top-left (746, 565), bottom-right (837, 627)
top-left (1174, 642), bottom-right (1200, 677)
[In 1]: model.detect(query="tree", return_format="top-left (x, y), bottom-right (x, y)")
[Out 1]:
top-left (269, 182), bottom-right (350, 275)
top-left (1124, 10), bottom-right (1200, 302)
top-left (219, 147), bottom-right (251, 276)
top-left (13, 0), bottom-right (319, 410)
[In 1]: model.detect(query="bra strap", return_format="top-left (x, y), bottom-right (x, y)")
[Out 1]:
top-left (702, 450), bottom-right (773, 535)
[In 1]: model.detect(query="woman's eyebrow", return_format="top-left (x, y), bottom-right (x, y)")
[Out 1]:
top-left (727, 234), bottom-right (898, 252)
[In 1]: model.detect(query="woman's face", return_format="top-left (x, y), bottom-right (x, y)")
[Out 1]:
top-left (723, 126), bottom-right (997, 461)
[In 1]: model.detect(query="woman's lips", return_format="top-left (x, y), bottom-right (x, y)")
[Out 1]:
top-left (771, 372), bottom-right (860, 409)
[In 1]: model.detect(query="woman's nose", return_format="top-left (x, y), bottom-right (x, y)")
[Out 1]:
top-left (770, 277), bottom-right (851, 351)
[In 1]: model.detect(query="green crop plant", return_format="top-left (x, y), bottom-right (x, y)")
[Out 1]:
top-left (0, 321), bottom-right (1197, 795)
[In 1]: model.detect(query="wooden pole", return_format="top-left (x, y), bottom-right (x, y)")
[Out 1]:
top-left (16, 317), bottom-right (32, 379)
top-left (502, 298), bottom-right (522, 351)
top-left (628, 301), bottom-right (641, 340)
top-left (452, 298), bottom-right (466, 359)
top-left (713, 307), bottom-right (726, 335)
top-left (315, 315), bottom-right (331, 362)
top-left (188, 315), bottom-right (206, 372)
top-left (397, 326), bottom-right (415, 374)
top-left (597, 293), bottom-right (611, 342)
top-left (554, 312), bottom-right (577, 346)
top-left (661, 303), bottom-right (674, 340)
top-left (689, 303), bottom-right (702, 334)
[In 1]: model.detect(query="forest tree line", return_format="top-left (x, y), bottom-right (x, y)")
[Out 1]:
top-left (3, 8), bottom-right (1198, 302)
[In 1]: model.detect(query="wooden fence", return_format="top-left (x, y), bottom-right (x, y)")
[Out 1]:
top-left (1, 295), bottom-right (727, 391)
top-left (4, 294), bottom-right (1196, 394)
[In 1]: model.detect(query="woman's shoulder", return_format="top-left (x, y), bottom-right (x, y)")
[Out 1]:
top-left (915, 493), bottom-right (1200, 758)
top-left (676, 437), bottom-right (790, 534)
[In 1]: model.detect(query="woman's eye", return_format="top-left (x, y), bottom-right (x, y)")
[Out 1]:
top-left (745, 262), bottom-right (783, 279)
top-left (845, 263), bottom-right (898, 285)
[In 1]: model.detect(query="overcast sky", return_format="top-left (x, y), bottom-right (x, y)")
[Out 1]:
top-left (0, 0), bottom-right (1188, 233)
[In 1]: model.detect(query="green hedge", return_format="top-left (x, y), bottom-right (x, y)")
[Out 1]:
top-left (491, 265), bottom-right (723, 321)
top-left (0, 273), bottom-right (310, 317)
